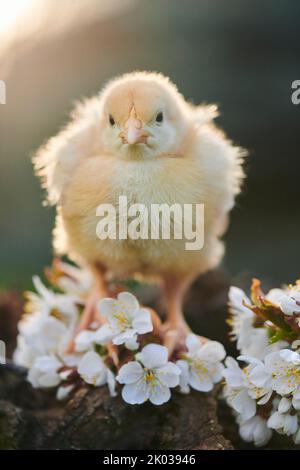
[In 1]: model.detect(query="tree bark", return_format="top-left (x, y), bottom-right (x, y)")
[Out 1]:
top-left (0, 362), bottom-right (232, 450)
top-left (0, 270), bottom-right (233, 450)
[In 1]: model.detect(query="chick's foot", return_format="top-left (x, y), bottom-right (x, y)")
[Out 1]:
top-left (160, 318), bottom-right (191, 358)
top-left (65, 288), bottom-right (103, 353)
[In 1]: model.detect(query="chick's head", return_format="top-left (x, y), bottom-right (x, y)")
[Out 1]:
top-left (100, 72), bottom-right (188, 159)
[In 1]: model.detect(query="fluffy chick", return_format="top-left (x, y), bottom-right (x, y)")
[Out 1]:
top-left (34, 71), bottom-right (245, 353)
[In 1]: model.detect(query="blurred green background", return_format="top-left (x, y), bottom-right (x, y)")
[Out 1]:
top-left (0, 0), bottom-right (299, 290)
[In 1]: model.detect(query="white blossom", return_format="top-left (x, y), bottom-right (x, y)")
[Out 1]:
top-left (225, 281), bottom-right (300, 447)
top-left (17, 311), bottom-right (71, 358)
top-left (293, 427), bottom-right (300, 444)
top-left (278, 291), bottom-right (300, 316)
top-left (56, 384), bottom-right (75, 401)
top-left (14, 276), bottom-right (79, 365)
top-left (223, 357), bottom-right (256, 421)
top-left (292, 397), bottom-right (300, 410)
top-left (238, 415), bottom-right (272, 447)
top-left (278, 397), bottom-right (292, 413)
top-left (250, 350), bottom-right (300, 398)
top-left (28, 355), bottom-right (62, 388)
top-left (238, 356), bottom-right (272, 404)
top-left (223, 357), bottom-right (271, 421)
top-left (13, 335), bottom-right (36, 368)
top-left (117, 344), bottom-right (181, 405)
top-left (265, 288), bottom-right (287, 304)
top-left (228, 286), bottom-right (287, 359)
top-left (74, 329), bottom-right (96, 352)
top-left (95, 292), bottom-right (153, 350)
top-left (267, 411), bottom-right (298, 436)
top-left (77, 351), bottom-right (116, 396)
top-left (27, 276), bottom-right (79, 323)
top-left (177, 334), bottom-right (225, 393)
top-left (54, 262), bottom-right (92, 302)
top-left (265, 285), bottom-right (300, 318)
top-left (228, 287), bottom-right (254, 350)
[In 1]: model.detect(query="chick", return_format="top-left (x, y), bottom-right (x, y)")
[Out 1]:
top-left (34, 71), bottom-right (245, 353)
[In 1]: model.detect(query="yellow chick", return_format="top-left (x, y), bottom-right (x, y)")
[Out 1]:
top-left (34, 71), bottom-right (245, 353)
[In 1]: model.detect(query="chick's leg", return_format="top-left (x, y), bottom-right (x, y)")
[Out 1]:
top-left (161, 277), bottom-right (192, 356)
top-left (66, 263), bottom-right (108, 353)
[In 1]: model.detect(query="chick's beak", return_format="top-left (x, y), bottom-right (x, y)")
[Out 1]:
top-left (120, 107), bottom-right (149, 145)
top-left (124, 118), bottom-right (144, 144)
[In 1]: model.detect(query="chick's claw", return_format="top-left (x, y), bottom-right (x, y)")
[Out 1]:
top-left (160, 319), bottom-right (191, 358)
top-left (161, 320), bottom-right (209, 358)
top-left (106, 343), bottom-right (119, 368)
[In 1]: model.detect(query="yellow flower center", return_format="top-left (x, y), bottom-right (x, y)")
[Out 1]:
top-left (194, 360), bottom-right (208, 375)
top-left (243, 367), bottom-right (267, 399)
top-left (112, 301), bottom-right (131, 330)
top-left (145, 370), bottom-right (155, 382)
top-left (113, 311), bottom-right (130, 329)
top-left (272, 365), bottom-right (300, 386)
top-left (50, 307), bottom-right (64, 321)
top-left (144, 369), bottom-right (157, 388)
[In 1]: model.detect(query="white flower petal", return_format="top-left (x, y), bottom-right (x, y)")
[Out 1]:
top-left (98, 298), bottom-right (115, 318)
top-left (63, 354), bottom-right (81, 368)
top-left (106, 369), bottom-right (117, 397)
top-left (294, 428), bottom-right (300, 444)
top-left (257, 390), bottom-right (272, 405)
top-left (186, 334), bottom-right (201, 354)
top-left (32, 276), bottom-right (52, 301)
top-left (56, 384), bottom-right (74, 401)
top-left (279, 293), bottom-right (300, 316)
top-left (113, 329), bottom-right (136, 346)
top-left (156, 363), bottom-right (181, 388)
top-left (293, 390), bottom-right (300, 400)
top-left (176, 360), bottom-right (190, 394)
top-left (280, 349), bottom-right (300, 364)
top-left (27, 355), bottom-right (62, 389)
top-left (292, 397), bottom-right (300, 410)
top-left (125, 337), bottom-right (139, 351)
top-left (199, 341), bottom-right (226, 362)
top-left (266, 288), bottom-right (286, 305)
top-left (149, 383), bottom-right (171, 405)
top-left (118, 292), bottom-right (139, 313)
top-left (139, 344), bottom-right (168, 369)
top-left (223, 357), bottom-right (244, 388)
top-left (38, 373), bottom-right (61, 388)
top-left (132, 308), bottom-right (153, 334)
top-left (78, 351), bottom-right (106, 385)
top-left (94, 324), bottom-right (114, 345)
top-left (231, 389), bottom-right (256, 421)
top-left (75, 330), bottom-right (95, 352)
top-left (117, 362), bottom-right (144, 384)
top-left (228, 286), bottom-right (251, 312)
top-left (267, 411), bottom-right (283, 430)
top-left (249, 364), bottom-right (271, 389)
top-left (189, 369), bottom-right (213, 392)
top-left (267, 410), bottom-right (298, 435)
top-left (284, 414), bottom-right (298, 435)
top-left (239, 416), bottom-right (272, 447)
top-left (278, 397), bottom-right (292, 413)
top-left (122, 382), bottom-right (149, 405)
top-left (210, 362), bottom-right (225, 383)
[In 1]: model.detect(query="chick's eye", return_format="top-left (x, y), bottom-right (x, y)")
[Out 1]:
top-left (155, 112), bottom-right (163, 123)
top-left (109, 115), bottom-right (115, 126)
